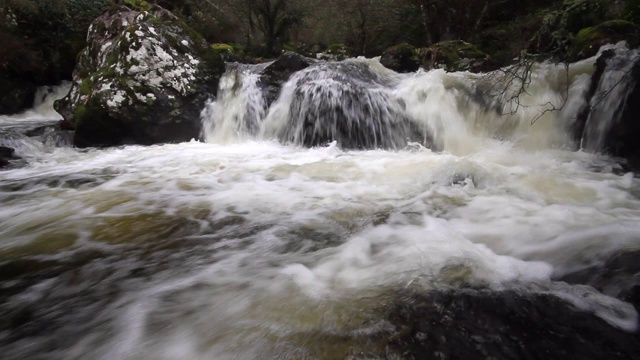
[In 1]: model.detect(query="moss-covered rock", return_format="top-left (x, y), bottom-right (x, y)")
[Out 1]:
top-left (430, 40), bottom-right (490, 72)
top-left (571, 20), bottom-right (640, 60)
top-left (381, 41), bottom-right (489, 73)
top-left (54, 5), bottom-right (224, 147)
top-left (379, 43), bottom-right (421, 73)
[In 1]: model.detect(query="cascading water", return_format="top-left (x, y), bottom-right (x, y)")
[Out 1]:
top-left (0, 82), bottom-right (73, 158)
top-left (201, 63), bottom-right (271, 143)
top-left (2, 46), bottom-right (640, 359)
top-left (201, 53), bottom-right (600, 154)
top-left (581, 45), bottom-right (640, 152)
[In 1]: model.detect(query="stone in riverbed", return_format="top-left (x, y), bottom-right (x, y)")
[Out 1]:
top-left (385, 288), bottom-right (640, 360)
top-left (559, 249), bottom-right (640, 310)
top-left (54, 5), bottom-right (225, 147)
top-left (0, 146), bottom-right (16, 168)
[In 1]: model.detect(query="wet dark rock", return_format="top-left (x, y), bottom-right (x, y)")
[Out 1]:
top-left (601, 53), bottom-right (640, 170)
top-left (258, 51), bottom-right (318, 106)
top-left (0, 146), bottom-right (16, 168)
top-left (380, 43), bottom-right (421, 73)
top-left (558, 249), bottom-right (640, 310)
top-left (571, 48), bottom-right (616, 146)
top-left (386, 288), bottom-right (640, 360)
top-left (54, 5), bottom-right (225, 148)
top-left (579, 46), bottom-right (640, 170)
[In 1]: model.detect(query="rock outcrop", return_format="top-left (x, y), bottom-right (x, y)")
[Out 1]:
top-left (54, 5), bottom-right (224, 147)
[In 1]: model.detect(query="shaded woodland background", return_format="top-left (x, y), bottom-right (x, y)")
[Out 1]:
top-left (1, 0), bottom-right (639, 89)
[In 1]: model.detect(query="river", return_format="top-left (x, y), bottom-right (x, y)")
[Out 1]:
top-left (0, 45), bottom-right (639, 359)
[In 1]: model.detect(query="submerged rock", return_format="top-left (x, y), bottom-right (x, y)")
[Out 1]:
top-left (559, 249), bottom-right (640, 310)
top-left (386, 288), bottom-right (640, 360)
top-left (0, 146), bottom-right (16, 168)
top-left (54, 5), bottom-right (224, 147)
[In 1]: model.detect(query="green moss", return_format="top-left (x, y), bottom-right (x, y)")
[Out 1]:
top-left (429, 41), bottom-right (487, 71)
top-left (572, 20), bottom-right (640, 59)
top-left (124, 0), bottom-right (150, 11)
top-left (74, 104), bottom-right (87, 125)
top-left (79, 79), bottom-right (93, 96)
top-left (211, 43), bottom-right (234, 52)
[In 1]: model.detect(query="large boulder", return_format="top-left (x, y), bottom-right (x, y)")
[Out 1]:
top-left (54, 5), bottom-right (224, 147)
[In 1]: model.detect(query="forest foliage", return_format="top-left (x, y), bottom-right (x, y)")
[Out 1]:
top-left (0, 0), bottom-right (639, 86)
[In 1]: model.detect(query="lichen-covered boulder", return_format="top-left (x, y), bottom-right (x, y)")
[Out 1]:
top-left (54, 5), bottom-right (224, 147)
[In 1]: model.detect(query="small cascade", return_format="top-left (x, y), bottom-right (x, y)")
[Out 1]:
top-left (581, 44), bottom-right (640, 152)
top-left (0, 82), bottom-right (72, 158)
top-left (0, 82), bottom-right (71, 130)
top-left (260, 60), bottom-right (422, 149)
top-left (201, 63), bottom-right (270, 143)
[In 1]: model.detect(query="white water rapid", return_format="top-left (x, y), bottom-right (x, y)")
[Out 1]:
top-left (1, 45), bottom-right (640, 359)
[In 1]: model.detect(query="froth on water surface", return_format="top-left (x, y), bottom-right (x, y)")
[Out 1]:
top-left (0, 138), bottom-right (639, 358)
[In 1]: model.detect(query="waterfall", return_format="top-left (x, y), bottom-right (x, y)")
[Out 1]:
top-left (201, 56), bottom-right (601, 154)
top-left (201, 63), bottom-right (270, 144)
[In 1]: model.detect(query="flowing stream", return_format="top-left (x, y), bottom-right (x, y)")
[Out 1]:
top-left (1, 45), bottom-right (640, 359)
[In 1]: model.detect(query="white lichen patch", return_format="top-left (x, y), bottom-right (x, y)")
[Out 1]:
top-left (106, 90), bottom-right (126, 108)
